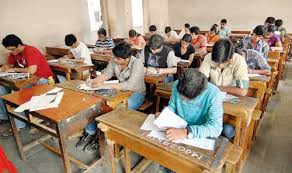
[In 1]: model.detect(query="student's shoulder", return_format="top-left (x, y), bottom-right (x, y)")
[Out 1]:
top-left (205, 82), bottom-right (222, 98)
top-left (24, 45), bottom-right (42, 54)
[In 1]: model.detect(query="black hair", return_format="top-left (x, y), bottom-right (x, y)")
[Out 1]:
top-left (190, 26), bottom-right (200, 35)
top-left (2, 34), bottom-right (23, 47)
top-left (253, 25), bottom-right (265, 36)
top-left (275, 19), bottom-right (283, 27)
top-left (112, 41), bottom-right (132, 59)
top-left (267, 25), bottom-right (276, 33)
top-left (97, 28), bottom-right (107, 36)
top-left (221, 19), bottom-right (227, 24)
top-left (129, 29), bottom-right (137, 38)
top-left (181, 34), bottom-right (192, 43)
top-left (165, 26), bottom-right (172, 34)
top-left (149, 34), bottom-right (164, 49)
top-left (211, 39), bottom-right (234, 64)
top-left (184, 23), bottom-right (190, 29)
top-left (65, 34), bottom-right (77, 46)
top-left (212, 24), bottom-right (218, 28)
top-left (265, 17), bottom-right (276, 25)
top-left (149, 25), bottom-right (157, 32)
top-left (177, 68), bottom-right (208, 99)
top-left (210, 25), bottom-right (218, 33)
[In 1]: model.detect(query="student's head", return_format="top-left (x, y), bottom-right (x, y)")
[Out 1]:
top-left (180, 34), bottom-right (192, 49)
top-left (148, 34), bottom-right (164, 54)
top-left (2, 34), bottom-right (24, 55)
top-left (112, 42), bottom-right (132, 65)
top-left (184, 23), bottom-right (190, 31)
top-left (65, 34), bottom-right (78, 48)
top-left (235, 48), bottom-right (247, 59)
top-left (264, 17), bottom-right (276, 26)
top-left (97, 28), bottom-right (107, 41)
top-left (265, 25), bottom-right (276, 38)
top-left (190, 26), bottom-right (200, 36)
top-left (211, 39), bottom-right (234, 69)
top-left (129, 29), bottom-right (138, 39)
top-left (275, 19), bottom-right (283, 28)
top-left (252, 25), bottom-right (265, 43)
top-left (165, 26), bottom-right (172, 36)
top-left (209, 25), bottom-right (219, 36)
top-left (149, 25), bottom-right (157, 35)
top-left (177, 68), bottom-right (208, 100)
top-left (220, 19), bottom-right (227, 29)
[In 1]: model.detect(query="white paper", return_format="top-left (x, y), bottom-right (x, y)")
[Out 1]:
top-left (270, 47), bottom-right (283, 51)
top-left (45, 87), bottom-right (63, 94)
top-left (140, 114), bottom-right (161, 131)
top-left (47, 59), bottom-right (59, 63)
top-left (103, 80), bottom-right (119, 84)
top-left (96, 71), bottom-right (102, 76)
top-left (30, 92), bottom-right (64, 111)
top-left (154, 107), bottom-right (188, 129)
top-left (79, 83), bottom-right (112, 91)
top-left (248, 74), bottom-right (264, 78)
top-left (0, 72), bottom-right (28, 78)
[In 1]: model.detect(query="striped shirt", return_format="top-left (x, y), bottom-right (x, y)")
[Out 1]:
top-left (168, 81), bottom-right (223, 138)
top-left (246, 49), bottom-right (271, 71)
top-left (95, 38), bottom-right (115, 49)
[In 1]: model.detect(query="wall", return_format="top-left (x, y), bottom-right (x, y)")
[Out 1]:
top-left (168, 0), bottom-right (292, 32)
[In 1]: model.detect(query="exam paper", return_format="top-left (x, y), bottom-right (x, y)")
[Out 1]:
top-left (140, 114), bottom-right (161, 131)
top-left (248, 74), bottom-right (264, 78)
top-left (47, 59), bottom-right (59, 63)
top-left (78, 83), bottom-right (112, 91)
top-left (153, 107), bottom-right (188, 129)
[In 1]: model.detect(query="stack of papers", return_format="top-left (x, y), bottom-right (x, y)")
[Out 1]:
top-left (14, 87), bottom-right (64, 112)
top-left (140, 107), bottom-right (215, 150)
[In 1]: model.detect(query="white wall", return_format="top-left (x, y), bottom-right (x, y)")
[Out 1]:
top-left (0, 0), bottom-right (96, 64)
top-left (168, 0), bottom-right (292, 32)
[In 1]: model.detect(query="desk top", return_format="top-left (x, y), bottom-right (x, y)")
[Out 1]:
top-left (1, 84), bottom-right (103, 122)
top-left (48, 61), bottom-right (94, 73)
top-left (0, 75), bottom-right (40, 90)
top-left (90, 53), bottom-right (112, 62)
top-left (97, 108), bottom-right (240, 171)
top-left (144, 74), bottom-right (165, 84)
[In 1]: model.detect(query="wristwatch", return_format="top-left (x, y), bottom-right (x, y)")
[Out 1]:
top-left (187, 126), bottom-right (194, 139)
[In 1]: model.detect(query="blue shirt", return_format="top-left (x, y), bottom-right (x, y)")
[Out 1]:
top-left (168, 81), bottom-right (223, 138)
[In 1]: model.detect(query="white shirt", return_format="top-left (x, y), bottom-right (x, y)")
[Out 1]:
top-left (165, 30), bottom-right (179, 42)
top-left (70, 42), bottom-right (92, 64)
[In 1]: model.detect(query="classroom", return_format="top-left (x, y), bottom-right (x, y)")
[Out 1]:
top-left (0, 0), bottom-right (291, 173)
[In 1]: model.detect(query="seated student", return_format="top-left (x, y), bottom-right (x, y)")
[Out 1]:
top-left (94, 28), bottom-right (115, 53)
top-left (0, 34), bottom-right (53, 131)
top-left (57, 34), bottom-right (92, 83)
top-left (164, 26), bottom-right (179, 43)
top-left (218, 19), bottom-right (231, 38)
top-left (275, 19), bottom-right (287, 42)
top-left (139, 34), bottom-right (177, 83)
top-left (173, 34), bottom-right (195, 66)
top-left (206, 24), bottom-right (221, 44)
top-left (199, 39), bottom-right (249, 139)
top-left (235, 25), bottom-right (269, 59)
top-left (265, 25), bottom-right (283, 49)
top-left (264, 16), bottom-right (276, 28)
top-left (78, 42), bottom-right (146, 153)
top-left (237, 49), bottom-right (271, 75)
top-left (190, 26), bottom-right (207, 53)
top-left (145, 25), bottom-right (157, 40)
top-left (178, 23), bottom-right (191, 39)
top-left (128, 29), bottom-right (146, 50)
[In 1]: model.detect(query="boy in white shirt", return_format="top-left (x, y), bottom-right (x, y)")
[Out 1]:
top-left (164, 26), bottom-right (179, 43)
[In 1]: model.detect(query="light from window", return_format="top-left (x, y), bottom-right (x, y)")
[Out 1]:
top-left (131, 0), bottom-right (143, 33)
top-left (87, 0), bottom-right (102, 31)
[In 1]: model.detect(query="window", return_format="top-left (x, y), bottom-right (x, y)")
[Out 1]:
top-left (87, 0), bottom-right (102, 31)
top-left (131, 0), bottom-right (144, 34)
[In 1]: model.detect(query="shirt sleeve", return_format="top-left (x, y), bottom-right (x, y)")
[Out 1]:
top-left (166, 51), bottom-right (178, 67)
top-left (189, 90), bottom-right (223, 138)
top-left (108, 38), bottom-right (115, 49)
top-left (261, 40), bottom-right (270, 59)
top-left (199, 54), bottom-right (211, 78)
top-left (200, 36), bottom-right (207, 48)
top-left (255, 52), bottom-right (271, 71)
top-left (7, 54), bottom-right (16, 65)
top-left (234, 55), bottom-right (249, 89)
top-left (119, 59), bottom-right (145, 91)
top-left (167, 81), bottom-right (178, 113)
top-left (102, 60), bottom-right (115, 80)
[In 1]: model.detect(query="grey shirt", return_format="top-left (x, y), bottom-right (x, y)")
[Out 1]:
top-left (103, 56), bottom-right (146, 94)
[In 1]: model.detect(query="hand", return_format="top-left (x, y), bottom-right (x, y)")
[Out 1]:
top-left (4, 68), bottom-right (16, 73)
top-left (86, 79), bottom-right (101, 88)
top-left (165, 128), bottom-right (187, 142)
top-left (146, 67), bottom-right (158, 75)
top-left (58, 57), bottom-right (68, 64)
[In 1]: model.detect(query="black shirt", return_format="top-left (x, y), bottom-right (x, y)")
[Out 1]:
top-left (173, 43), bottom-right (195, 60)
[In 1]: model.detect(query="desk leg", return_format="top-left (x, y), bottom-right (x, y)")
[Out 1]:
top-left (7, 111), bottom-right (25, 160)
top-left (107, 138), bottom-right (116, 173)
top-left (57, 122), bottom-right (72, 173)
top-left (156, 95), bottom-right (161, 112)
top-left (124, 148), bottom-right (131, 173)
top-left (225, 162), bottom-right (236, 173)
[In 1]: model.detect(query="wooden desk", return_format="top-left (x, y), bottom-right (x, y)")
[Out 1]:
top-left (48, 61), bottom-right (94, 80)
top-left (0, 75), bottom-right (40, 90)
top-left (45, 46), bottom-right (69, 58)
top-left (90, 53), bottom-right (112, 63)
top-left (2, 85), bottom-right (106, 173)
top-left (97, 109), bottom-right (242, 173)
top-left (56, 80), bottom-right (131, 109)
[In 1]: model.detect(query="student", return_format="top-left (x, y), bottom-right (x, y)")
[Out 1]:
top-left (264, 16), bottom-right (276, 28)
top-left (235, 25), bottom-right (270, 59)
top-left (218, 19), bottom-right (231, 38)
top-left (144, 25), bottom-right (158, 41)
top-left (265, 25), bottom-right (283, 48)
top-left (173, 34), bottom-right (195, 65)
top-left (190, 26), bottom-right (207, 53)
top-left (178, 23), bottom-right (191, 39)
top-left (164, 26), bottom-right (179, 43)
top-left (206, 24), bottom-right (221, 44)
top-left (237, 49), bottom-right (271, 75)
top-left (79, 42), bottom-right (146, 153)
top-left (139, 34), bottom-right (177, 83)
top-left (275, 19), bottom-right (287, 42)
top-left (0, 34), bottom-right (53, 131)
top-left (94, 28), bottom-right (115, 52)
top-left (199, 39), bottom-right (249, 139)
top-left (128, 29), bottom-right (146, 50)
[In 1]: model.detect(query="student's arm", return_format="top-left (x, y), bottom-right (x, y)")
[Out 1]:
top-left (188, 90), bottom-right (223, 138)
top-left (188, 53), bottom-right (195, 66)
top-left (87, 60), bottom-right (114, 87)
top-left (218, 85), bottom-right (248, 96)
top-left (249, 69), bottom-right (271, 75)
top-left (249, 54), bottom-right (271, 75)
top-left (160, 51), bottom-right (177, 74)
top-left (0, 64), bottom-right (14, 72)
top-left (275, 40), bottom-right (283, 48)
